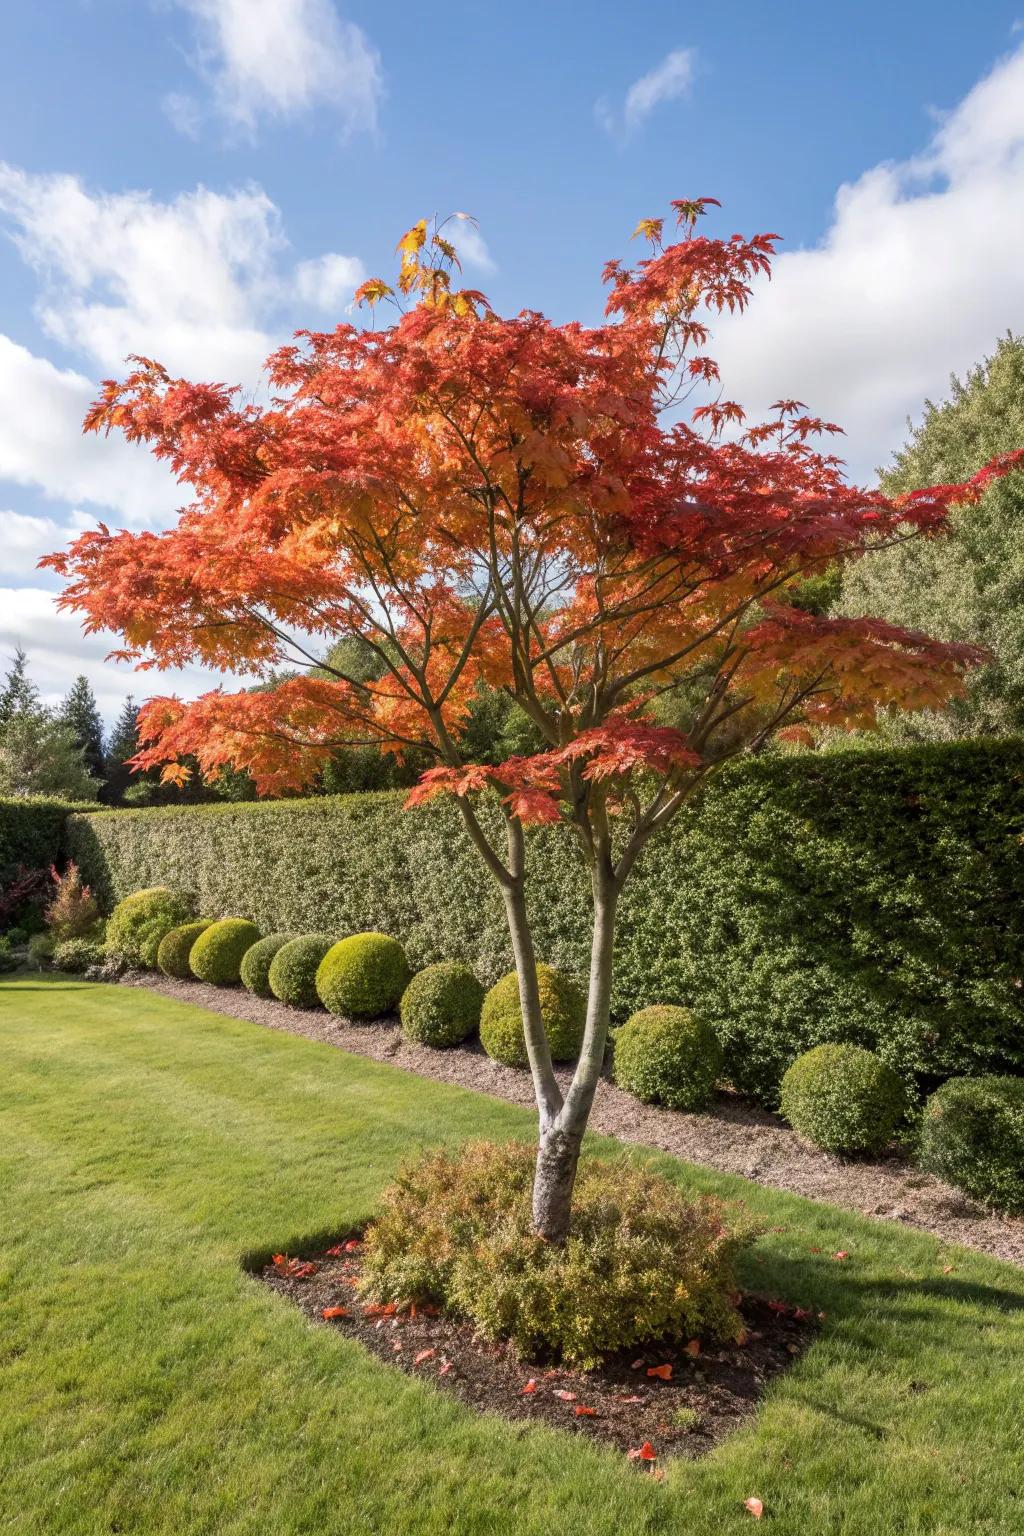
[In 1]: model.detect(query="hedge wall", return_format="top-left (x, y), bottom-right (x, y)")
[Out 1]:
top-left (0, 797), bottom-right (84, 886)
top-left (66, 740), bottom-right (1024, 1103)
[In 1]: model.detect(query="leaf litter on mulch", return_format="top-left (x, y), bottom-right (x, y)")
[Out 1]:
top-left (253, 1234), bottom-right (819, 1462)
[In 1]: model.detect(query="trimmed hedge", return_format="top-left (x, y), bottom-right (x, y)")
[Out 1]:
top-left (316, 932), bottom-right (410, 1018)
top-left (189, 918), bottom-right (261, 985)
top-left (268, 933), bottom-right (335, 1009)
top-left (918, 1076), bottom-right (1024, 1212)
top-left (157, 920), bottom-right (213, 980)
top-left (779, 1044), bottom-right (906, 1154)
top-left (106, 887), bottom-right (193, 969)
top-left (65, 740), bottom-right (1024, 1103)
top-left (0, 796), bottom-right (85, 886)
top-left (612, 1005), bottom-right (722, 1111)
top-left (480, 965), bottom-right (586, 1067)
top-left (240, 932), bottom-right (294, 998)
top-left (400, 962), bottom-right (484, 1047)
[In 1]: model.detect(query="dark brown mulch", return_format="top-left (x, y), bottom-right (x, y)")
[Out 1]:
top-left (253, 1234), bottom-right (818, 1462)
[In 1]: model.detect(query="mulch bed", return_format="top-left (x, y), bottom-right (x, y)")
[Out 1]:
top-left (254, 1234), bottom-right (818, 1463)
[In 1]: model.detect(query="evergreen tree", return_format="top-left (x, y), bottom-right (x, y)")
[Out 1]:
top-left (59, 675), bottom-right (105, 781)
top-left (0, 711), bottom-right (100, 800)
top-left (838, 334), bottom-right (1024, 738)
top-left (0, 647), bottom-right (40, 725)
top-left (104, 695), bottom-right (141, 803)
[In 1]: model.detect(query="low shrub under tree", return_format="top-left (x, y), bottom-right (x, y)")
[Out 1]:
top-left (105, 887), bottom-right (193, 969)
top-left (240, 932), bottom-right (294, 998)
top-left (315, 932), bottom-right (410, 1018)
top-left (157, 920), bottom-right (213, 980)
top-left (188, 918), bottom-right (261, 985)
top-left (358, 1140), bottom-right (752, 1368)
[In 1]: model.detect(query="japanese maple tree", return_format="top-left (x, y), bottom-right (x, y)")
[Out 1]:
top-left (45, 202), bottom-right (1024, 1241)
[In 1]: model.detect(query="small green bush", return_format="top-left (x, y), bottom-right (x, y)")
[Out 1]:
top-left (360, 1140), bottom-right (752, 1368)
top-left (613, 1005), bottom-right (722, 1111)
top-left (27, 932), bottom-right (55, 968)
top-left (106, 887), bottom-right (193, 969)
top-left (918, 1076), bottom-right (1024, 1212)
top-left (780, 1044), bottom-right (906, 1154)
top-left (157, 920), bottom-right (213, 979)
top-left (52, 936), bottom-right (105, 974)
top-left (0, 936), bottom-right (18, 973)
top-left (400, 962), bottom-right (484, 1047)
top-left (241, 932), bottom-right (294, 998)
top-left (5, 926), bottom-right (28, 946)
top-left (269, 933), bottom-right (336, 1009)
top-left (316, 932), bottom-right (410, 1018)
top-left (479, 965), bottom-right (586, 1067)
top-left (188, 918), bottom-right (261, 985)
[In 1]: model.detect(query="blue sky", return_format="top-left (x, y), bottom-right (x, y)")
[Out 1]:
top-left (2, 0), bottom-right (1024, 721)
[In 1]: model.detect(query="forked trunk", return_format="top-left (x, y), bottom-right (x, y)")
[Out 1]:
top-left (532, 1125), bottom-right (584, 1242)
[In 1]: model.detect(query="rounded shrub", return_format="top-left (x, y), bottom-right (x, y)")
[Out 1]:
top-left (157, 920), bottom-right (213, 980)
top-left (52, 936), bottom-right (106, 974)
top-left (315, 932), bottom-right (411, 1018)
top-left (188, 918), bottom-right (261, 986)
top-left (105, 887), bottom-right (193, 969)
top-left (479, 964), bottom-right (586, 1067)
top-left (780, 1043), bottom-right (905, 1154)
top-left (269, 933), bottom-right (336, 1009)
top-left (240, 932), bottom-right (294, 998)
top-left (918, 1076), bottom-right (1024, 1212)
top-left (360, 1140), bottom-right (752, 1369)
top-left (613, 1005), bottom-right (723, 1111)
top-left (400, 962), bottom-right (484, 1048)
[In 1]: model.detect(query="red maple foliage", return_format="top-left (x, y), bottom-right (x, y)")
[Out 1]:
top-left (44, 200), bottom-right (1024, 1240)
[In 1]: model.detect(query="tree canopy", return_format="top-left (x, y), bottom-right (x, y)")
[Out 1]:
top-left (45, 199), bottom-right (1024, 1237)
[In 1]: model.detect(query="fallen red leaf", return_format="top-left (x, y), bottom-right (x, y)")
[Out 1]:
top-left (792, 1307), bottom-right (810, 1321)
top-left (321, 1306), bottom-right (349, 1319)
top-left (574, 1405), bottom-right (597, 1417)
top-left (744, 1496), bottom-right (765, 1519)
top-left (685, 1338), bottom-right (702, 1357)
top-left (942, 1265), bottom-right (955, 1274)
top-left (343, 1239), bottom-right (361, 1252)
top-left (767, 1300), bottom-right (789, 1315)
top-left (363, 1302), bottom-right (398, 1318)
top-left (627, 1442), bottom-right (657, 1462)
top-left (647, 1364), bottom-right (672, 1381)
top-left (437, 1360), bottom-right (452, 1377)
top-left (413, 1348), bottom-right (436, 1366)
top-left (325, 1244), bottom-right (345, 1257)
top-left (554, 1389), bottom-right (577, 1401)
top-left (521, 1379), bottom-right (538, 1395)
top-left (832, 1251), bottom-right (850, 1261)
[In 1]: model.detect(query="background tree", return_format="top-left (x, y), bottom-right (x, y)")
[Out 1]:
top-left (46, 201), bottom-right (1024, 1239)
top-left (59, 675), bottom-right (106, 782)
top-left (0, 710), bottom-right (100, 800)
top-left (0, 647), bottom-right (40, 725)
top-left (103, 696), bottom-right (141, 804)
top-left (837, 333), bottom-right (1024, 739)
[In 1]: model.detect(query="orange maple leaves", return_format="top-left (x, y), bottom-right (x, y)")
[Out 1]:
top-left (40, 197), bottom-right (1024, 804)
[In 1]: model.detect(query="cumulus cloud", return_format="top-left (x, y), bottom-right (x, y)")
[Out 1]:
top-left (0, 509), bottom-right (93, 581)
top-left (597, 48), bottom-right (697, 139)
top-left (0, 166), bottom-right (361, 381)
top-left (0, 586), bottom-right (233, 723)
top-left (165, 0), bottom-right (382, 138)
top-left (708, 43), bottom-right (1024, 482)
top-left (0, 336), bottom-right (180, 523)
top-left (441, 217), bottom-right (496, 274)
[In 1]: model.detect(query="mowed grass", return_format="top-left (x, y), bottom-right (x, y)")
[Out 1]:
top-left (1, 978), bottom-right (1023, 1536)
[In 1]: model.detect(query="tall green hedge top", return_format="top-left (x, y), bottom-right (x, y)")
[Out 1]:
top-left (66, 739), bottom-right (1024, 1101)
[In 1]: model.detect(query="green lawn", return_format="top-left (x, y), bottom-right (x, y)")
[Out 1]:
top-left (1, 977), bottom-right (1022, 1536)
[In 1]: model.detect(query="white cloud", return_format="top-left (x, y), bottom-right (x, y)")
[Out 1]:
top-left (708, 44), bottom-right (1024, 482)
top-left (0, 336), bottom-right (180, 523)
top-left (0, 587), bottom-right (232, 724)
top-left (597, 48), bottom-right (697, 139)
top-left (292, 251), bottom-right (366, 309)
top-left (166, 0), bottom-right (382, 138)
top-left (0, 509), bottom-right (93, 581)
top-left (441, 217), bottom-right (496, 274)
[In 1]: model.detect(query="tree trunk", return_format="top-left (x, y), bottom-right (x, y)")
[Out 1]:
top-left (529, 865), bottom-right (619, 1243)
